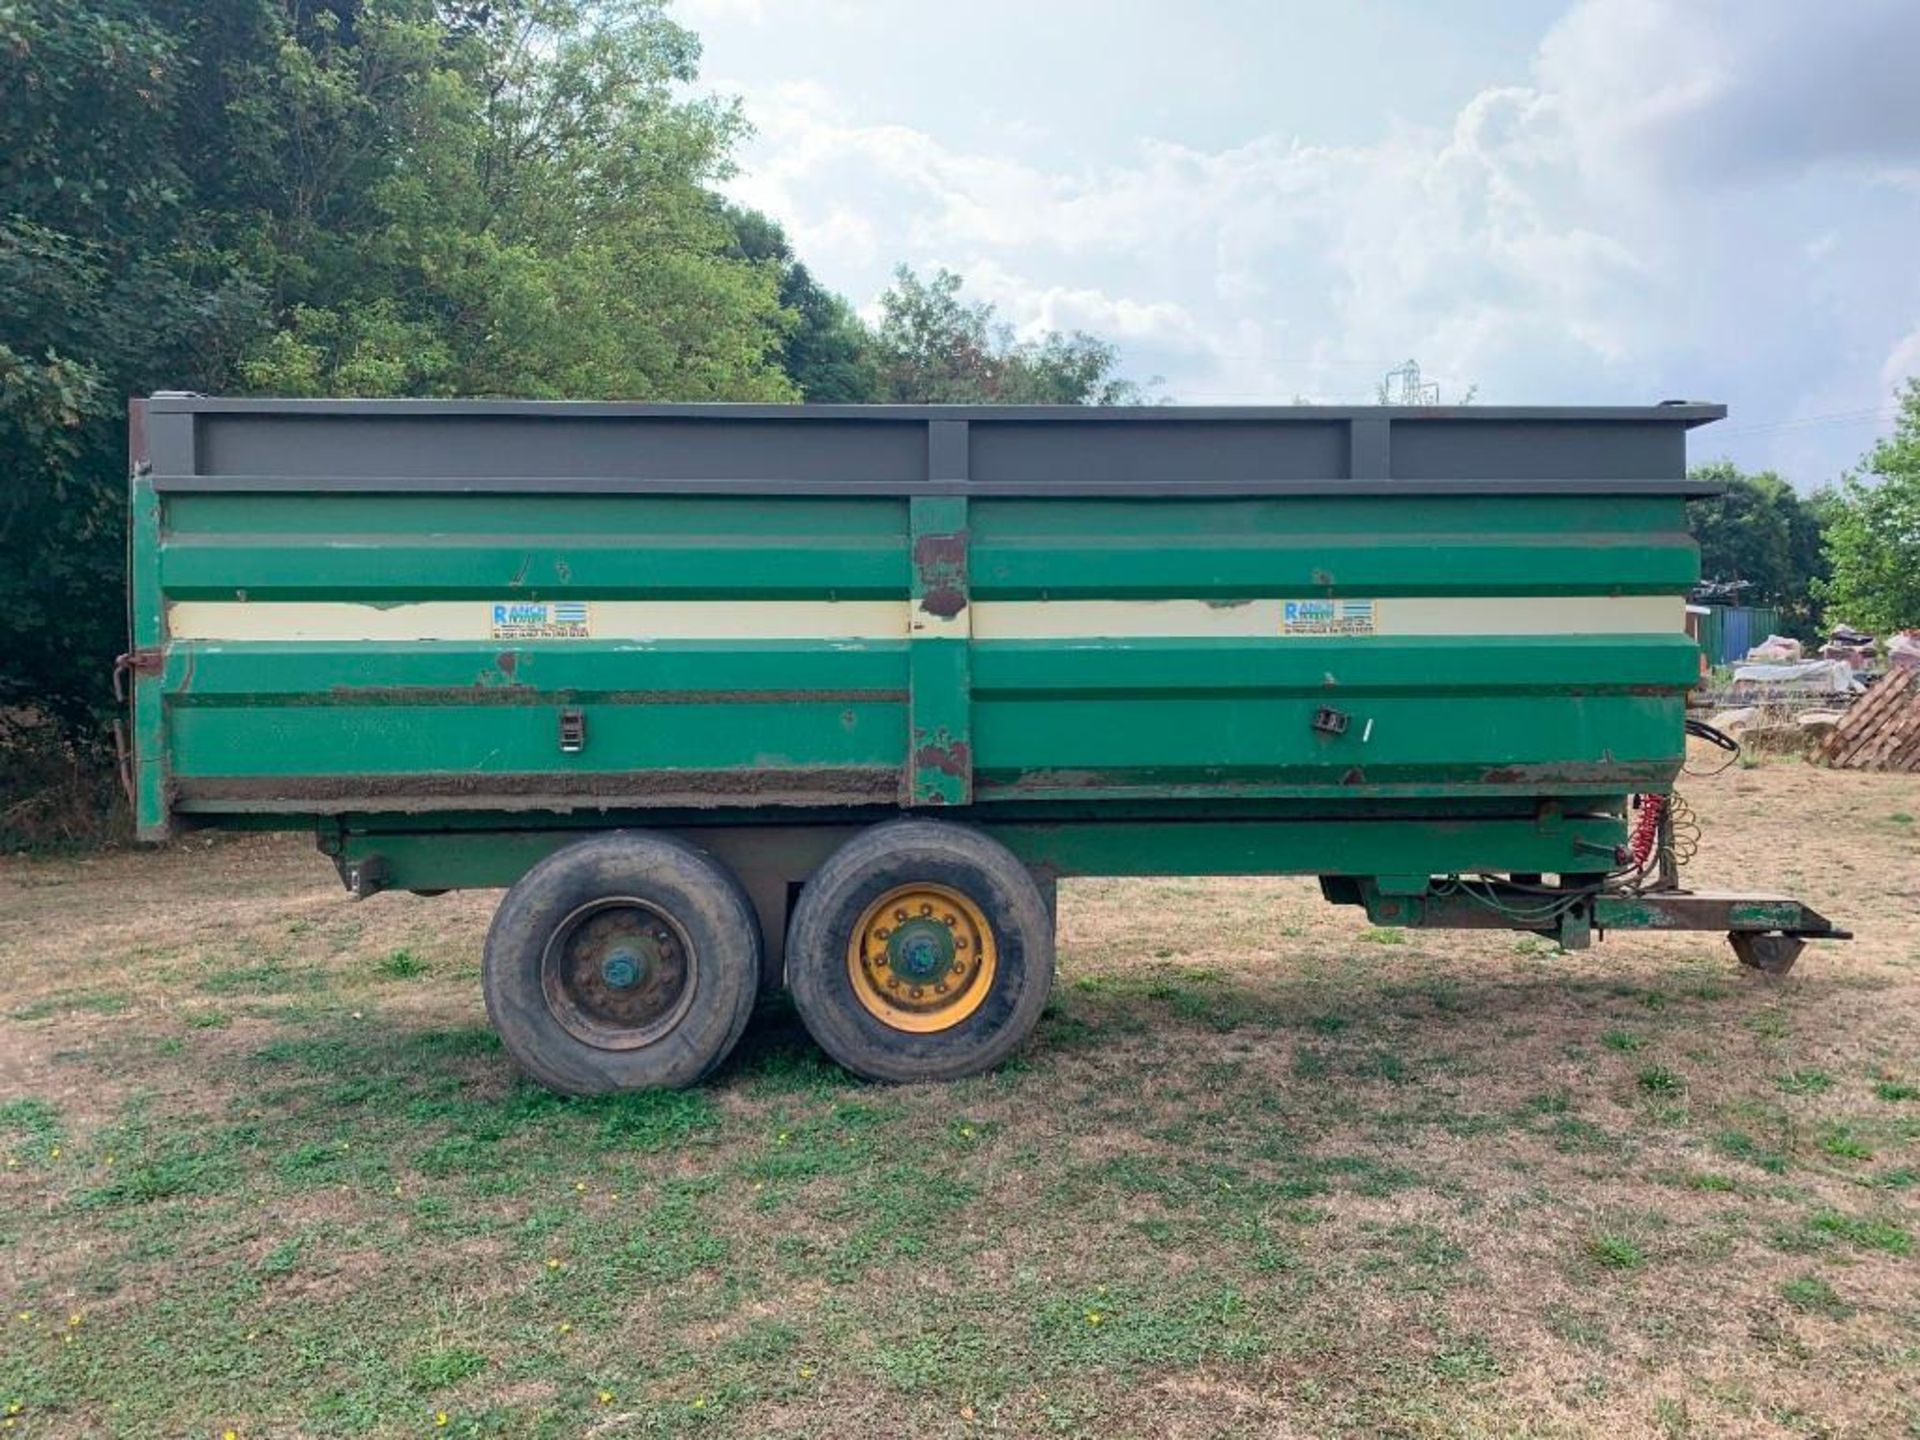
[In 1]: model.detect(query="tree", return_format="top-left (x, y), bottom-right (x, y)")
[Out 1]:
top-left (720, 204), bottom-right (879, 401)
top-left (1816, 379), bottom-right (1920, 634)
top-left (0, 0), bottom-right (795, 733)
top-left (0, 0), bottom-right (275, 733)
top-left (872, 267), bottom-right (1142, 404)
top-left (1685, 462), bottom-right (1829, 636)
top-left (237, 2), bottom-right (794, 401)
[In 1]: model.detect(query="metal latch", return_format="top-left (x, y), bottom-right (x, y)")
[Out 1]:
top-left (112, 648), bottom-right (163, 703)
top-left (559, 708), bottom-right (586, 753)
top-left (1311, 706), bottom-right (1350, 736)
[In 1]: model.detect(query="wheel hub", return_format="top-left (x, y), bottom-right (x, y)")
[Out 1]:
top-left (847, 883), bottom-right (996, 1034)
top-left (541, 900), bottom-right (697, 1050)
top-left (888, 918), bottom-right (954, 985)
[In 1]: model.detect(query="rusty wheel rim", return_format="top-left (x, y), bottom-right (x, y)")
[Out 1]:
top-left (541, 898), bottom-right (697, 1050)
top-left (846, 882), bottom-right (996, 1033)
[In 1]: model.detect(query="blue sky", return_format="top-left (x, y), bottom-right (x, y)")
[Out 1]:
top-left (680, 0), bottom-right (1920, 488)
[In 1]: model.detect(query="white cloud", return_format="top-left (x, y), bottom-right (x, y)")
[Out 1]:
top-left (673, 0), bottom-right (770, 27)
top-left (721, 1), bottom-right (1920, 475)
top-left (1883, 326), bottom-right (1920, 397)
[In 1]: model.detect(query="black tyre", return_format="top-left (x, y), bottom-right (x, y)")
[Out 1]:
top-left (1731, 931), bottom-right (1803, 976)
top-left (482, 831), bottom-right (761, 1095)
top-left (786, 819), bottom-right (1054, 1083)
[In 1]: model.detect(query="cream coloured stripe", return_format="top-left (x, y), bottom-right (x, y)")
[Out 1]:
top-left (166, 595), bottom-right (1684, 643)
top-left (971, 595), bottom-right (1684, 640)
top-left (166, 600), bottom-right (910, 642)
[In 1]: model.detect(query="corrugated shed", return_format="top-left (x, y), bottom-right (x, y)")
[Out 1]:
top-left (1697, 604), bottom-right (1785, 667)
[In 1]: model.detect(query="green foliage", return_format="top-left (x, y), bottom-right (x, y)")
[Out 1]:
top-left (722, 204), bottom-right (880, 401)
top-left (1816, 379), bottom-right (1920, 633)
top-left (1685, 462), bottom-right (1829, 635)
top-left (231, 2), bottom-right (793, 402)
top-left (872, 266), bottom-right (1144, 404)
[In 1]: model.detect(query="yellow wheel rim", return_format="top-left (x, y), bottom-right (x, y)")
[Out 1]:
top-left (846, 882), bottom-right (996, 1033)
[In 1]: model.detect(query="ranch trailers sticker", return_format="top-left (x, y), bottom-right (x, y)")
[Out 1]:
top-left (1281, 599), bottom-right (1377, 635)
top-left (491, 601), bottom-right (591, 639)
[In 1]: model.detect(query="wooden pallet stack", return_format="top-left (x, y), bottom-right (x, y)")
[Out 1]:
top-left (1817, 666), bottom-right (1920, 771)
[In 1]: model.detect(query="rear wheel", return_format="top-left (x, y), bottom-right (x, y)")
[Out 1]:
top-left (786, 820), bottom-right (1054, 1083)
top-left (483, 832), bottom-right (761, 1095)
top-left (1731, 931), bottom-right (1803, 976)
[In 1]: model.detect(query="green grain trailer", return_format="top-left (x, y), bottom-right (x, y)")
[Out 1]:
top-left (122, 397), bottom-right (1846, 1093)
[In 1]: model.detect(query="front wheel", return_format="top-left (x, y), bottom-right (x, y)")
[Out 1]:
top-left (786, 820), bottom-right (1055, 1083)
top-left (483, 832), bottom-right (761, 1094)
top-left (1731, 932), bottom-right (1804, 976)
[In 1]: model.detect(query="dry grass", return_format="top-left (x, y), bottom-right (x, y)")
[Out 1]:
top-left (1, 758), bottom-right (1916, 1438)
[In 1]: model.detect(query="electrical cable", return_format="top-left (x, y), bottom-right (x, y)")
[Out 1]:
top-left (1682, 717), bottom-right (1742, 777)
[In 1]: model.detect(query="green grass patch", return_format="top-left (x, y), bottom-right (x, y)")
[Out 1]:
top-left (1636, 1065), bottom-right (1685, 1096)
top-left (9, 989), bottom-right (128, 1020)
top-left (1779, 1275), bottom-right (1852, 1319)
top-left (1874, 1080), bottom-right (1920, 1102)
top-left (1774, 1068), bottom-right (1833, 1096)
top-left (1805, 1209), bottom-right (1910, 1255)
top-left (1682, 1172), bottom-right (1738, 1193)
top-left (1584, 1233), bottom-right (1646, 1271)
top-left (406, 1345), bottom-right (488, 1391)
top-left (1818, 1126), bottom-right (1873, 1161)
top-left (596, 1088), bottom-right (722, 1152)
top-left (199, 960), bottom-right (320, 996)
top-left (374, 948), bottom-right (429, 980)
top-left (1714, 1129), bottom-right (1790, 1174)
top-left (0, 1096), bottom-right (60, 1143)
top-left (1032, 1284), bottom-right (1266, 1370)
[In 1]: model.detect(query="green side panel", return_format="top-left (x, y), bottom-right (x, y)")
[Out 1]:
top-left (160, 494), bottom-right (909, 599)
top-left (969, 495), bottom-right (1696, 596)
top-left (971, 634), bottom-right (1700, 799)
top-left (145, 477), bottom-right (1699, 833)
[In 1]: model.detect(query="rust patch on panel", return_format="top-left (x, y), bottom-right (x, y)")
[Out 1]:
top-left (128, 400), bottom-right (149, 473)
top-left (174, 766), bottom-right (901, 813)
top-left (988, 766), bottom-right (1106, 791)
top-left (1476, 758), bottom-right (1650, 787)
top-left (912, 734), bottom-right (972, 780)
top-left (495, 651), bottom-right (519, 680)
top-left (912, 530), bottom-right (969, 619)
